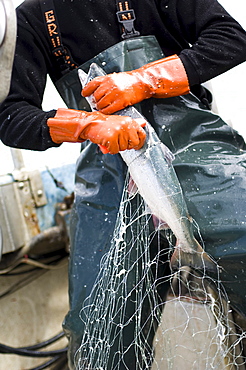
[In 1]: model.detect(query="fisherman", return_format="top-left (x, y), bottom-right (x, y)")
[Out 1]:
top-left (0, 0), bottom-right (246, 368)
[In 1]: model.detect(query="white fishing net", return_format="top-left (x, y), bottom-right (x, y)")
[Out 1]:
top-left (74, 173), bottom-right (246, 370)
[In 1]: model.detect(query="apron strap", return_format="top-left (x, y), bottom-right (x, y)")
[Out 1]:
top-left (40, 0), bottom-right (78, 75)
top-left (115, 1), bottom-right (140, 39)
top-left (40, 0), bottom-right (140, 74)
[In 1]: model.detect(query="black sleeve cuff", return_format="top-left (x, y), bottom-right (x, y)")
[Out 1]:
top-left (179, 53), bottom-right (201, 87)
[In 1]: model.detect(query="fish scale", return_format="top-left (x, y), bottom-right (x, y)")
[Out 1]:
top-left (78, 63), bottom-right (217, 273)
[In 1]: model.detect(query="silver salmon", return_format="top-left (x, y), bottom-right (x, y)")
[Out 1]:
top-left (78, 64), bottom-right (217, 272)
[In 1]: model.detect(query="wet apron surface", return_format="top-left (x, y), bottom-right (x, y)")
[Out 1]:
top-left (54, 35), bottom-right (246, 367)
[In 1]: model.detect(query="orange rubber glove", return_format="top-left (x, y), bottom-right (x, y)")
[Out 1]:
top-left (82, 55), bottom-right (190, 115)
top-left (47, 108), bottom-right (146, 154)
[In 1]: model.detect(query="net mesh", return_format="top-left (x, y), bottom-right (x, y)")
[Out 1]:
top-left (74, 172), bottom-right (246, 370)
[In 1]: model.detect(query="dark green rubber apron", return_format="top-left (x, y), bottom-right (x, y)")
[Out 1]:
top-left (53, 32), bottom-right (246, 370)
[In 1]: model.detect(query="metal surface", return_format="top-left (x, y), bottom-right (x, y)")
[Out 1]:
top-left (0, 160), bottom-right (75, 256)
top-left (0, 179), bottom-right (40, 254)
top-left (11, 149), bottom-right (48, 207)
top-left (12, 169), bottom-right (48, 207)
top-left (10, 147), bottom-right (25, 170)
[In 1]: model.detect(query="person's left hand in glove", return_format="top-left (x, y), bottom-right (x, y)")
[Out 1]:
top-left (82, 54), bottom-right (190, 115)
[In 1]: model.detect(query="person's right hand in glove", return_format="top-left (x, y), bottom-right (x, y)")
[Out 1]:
top-left (47, 108), bottom-right (146, 154)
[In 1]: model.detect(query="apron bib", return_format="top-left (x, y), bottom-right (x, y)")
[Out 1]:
top-left (53, 35), bottom-right (246, 368)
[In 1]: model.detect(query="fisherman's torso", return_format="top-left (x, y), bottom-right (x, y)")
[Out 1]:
top-left (16, 0), bottom-right (192, 82)
top-left (2, 0), bottom-right (245, 151)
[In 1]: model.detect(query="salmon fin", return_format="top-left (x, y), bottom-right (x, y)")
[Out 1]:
top-left (89, 63), bottom-right (107, 78)
top-left (170, 239), bottom-right (218, 273)
top-left (127, 175), bottom-right (139, 197)
top-left (78, 69), bottom-right (88, 87)
top-left (151, 214), bottom-right (169, 230)
top-left (160, 143), bottom-right (175, 165)
top-left (143, 203), bottom-right (169, 230)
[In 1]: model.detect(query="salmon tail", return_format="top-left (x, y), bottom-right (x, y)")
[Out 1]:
top-left (170, 239), bottom-right (218, 273)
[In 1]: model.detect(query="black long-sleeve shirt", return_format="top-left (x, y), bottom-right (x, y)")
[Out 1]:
top-left (1, 0), bottom-right (246, 150)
